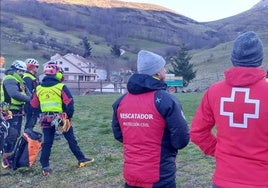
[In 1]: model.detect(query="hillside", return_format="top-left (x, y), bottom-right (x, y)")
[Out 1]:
top-left (0, 0), bottom-right (220, 50)
top-left (192, 0), bottom-right (268, 89)
top-left (0, 0), bottom-right (268, 90)
top-left (38, 0), bottom-right (176, 12)
top-left (204, 0), bottom-right (268, 41)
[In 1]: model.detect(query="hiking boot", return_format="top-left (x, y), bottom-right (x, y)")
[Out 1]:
top-left (42, 167), bottom-right (52, 176)
top-left (77, 157), bottom-right (94, 168)
top-left (1, 158), bottom-right (10, 169)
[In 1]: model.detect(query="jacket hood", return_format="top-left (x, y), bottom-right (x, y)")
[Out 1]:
top-left (224, 67), bottom-right (266, 87)
top-left (41, 75), bottom-right (61, 87)
top-left (127, 74), bottom-right (167, 94)
top-left (4, 69), bottom-right (24, 83)
top-left (4, 68), bottom-right (15, 75)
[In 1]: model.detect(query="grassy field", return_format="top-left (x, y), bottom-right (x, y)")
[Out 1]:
top-left (0, 93), bottom-right (215, 188)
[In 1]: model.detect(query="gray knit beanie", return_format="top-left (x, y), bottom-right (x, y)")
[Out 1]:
top-left (230, 31), bottom-right (263, 67)
top-left (137, 50), bottom-right (166, 75)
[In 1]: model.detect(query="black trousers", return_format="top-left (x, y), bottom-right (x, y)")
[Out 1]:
top-left (40, 125), bottom-right (85, 168)
top-left (4, 110), bottom-right (23, 153)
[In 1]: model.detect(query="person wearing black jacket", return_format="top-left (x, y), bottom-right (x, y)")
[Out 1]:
top-left (112, 50), bottom-right (189, 188)
top-left (23, 58), bottom-right (40, 130)
top-left (30, 63), bottom-right (94, 176)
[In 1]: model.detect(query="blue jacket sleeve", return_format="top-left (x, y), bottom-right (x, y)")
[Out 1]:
top-left (23, 77), bottom-right (34, 94)
top-left (3, 78), bottom-right (31, 102)
top-left (61, 85), bottom-right (74, 119)
top-left (111, 94), bottom-right (126, 143)
top-left (155, 90), bottom-right (189, 150)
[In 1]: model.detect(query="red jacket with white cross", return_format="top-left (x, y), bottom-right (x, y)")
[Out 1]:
top-left (190, 66), bottom-right (268, 187)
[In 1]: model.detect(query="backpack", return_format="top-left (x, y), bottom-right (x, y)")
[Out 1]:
top-left (11, 128), bottom-right (42, 170)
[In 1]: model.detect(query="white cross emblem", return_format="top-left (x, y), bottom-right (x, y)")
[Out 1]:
top-left (220, 88), bottom-right (260, 128)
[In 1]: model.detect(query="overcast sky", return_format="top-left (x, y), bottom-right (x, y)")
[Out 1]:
top-left (122, 0), bottom-right (261, 22)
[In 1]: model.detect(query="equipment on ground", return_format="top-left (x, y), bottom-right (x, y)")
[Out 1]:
top-left (2, 128), bottom-right (42, 170)
top-left (58, 118), bottom-right (71, 132)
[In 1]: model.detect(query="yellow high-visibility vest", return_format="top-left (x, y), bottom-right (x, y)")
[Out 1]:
top-left (1, 74), bottom-right (27, 108)
top-left (36, 83), bottom-right (64, 112)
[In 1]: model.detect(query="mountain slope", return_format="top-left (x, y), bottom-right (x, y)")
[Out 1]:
top-left (38, 0), bottom-right (177, 13)
top-left (204, 0), bottom-right (268, 41)
top-left (0, 0), bottom-right (223, 50)
top-left (2, 0), bottom-right (267, 52)
top-left (0, 0), bottom-right (267, 90)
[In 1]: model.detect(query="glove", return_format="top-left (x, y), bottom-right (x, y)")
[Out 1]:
top-left (58, 118), bottom-right (71, 132)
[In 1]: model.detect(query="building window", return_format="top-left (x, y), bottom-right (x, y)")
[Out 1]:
top-left (64, 67), bottom-right (69, 72)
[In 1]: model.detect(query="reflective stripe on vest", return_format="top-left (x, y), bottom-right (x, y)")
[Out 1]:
top-left (36, 83), bottom-right (64, 112)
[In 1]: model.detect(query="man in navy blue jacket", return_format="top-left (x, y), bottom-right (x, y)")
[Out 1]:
top-left (112, 50), bottom-right (189, 188)
top-left (23, 58), bottom-right (40, 130)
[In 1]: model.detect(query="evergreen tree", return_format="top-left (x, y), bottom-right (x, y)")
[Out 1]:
top-left (82, 37), bottom-right (92, 58)
top-left (169, 46), bottom-right (196, 87)
top-left (110, 44), bottom-right (121, 57)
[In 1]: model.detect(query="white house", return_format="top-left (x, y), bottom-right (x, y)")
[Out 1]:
top-left (44, 53), bottom-right (98, 82)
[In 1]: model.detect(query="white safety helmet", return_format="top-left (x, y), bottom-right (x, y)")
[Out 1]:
top-left (11, 60), bottom-right (27, 71)
top-left (24, 58), bottom-right (39, 67)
